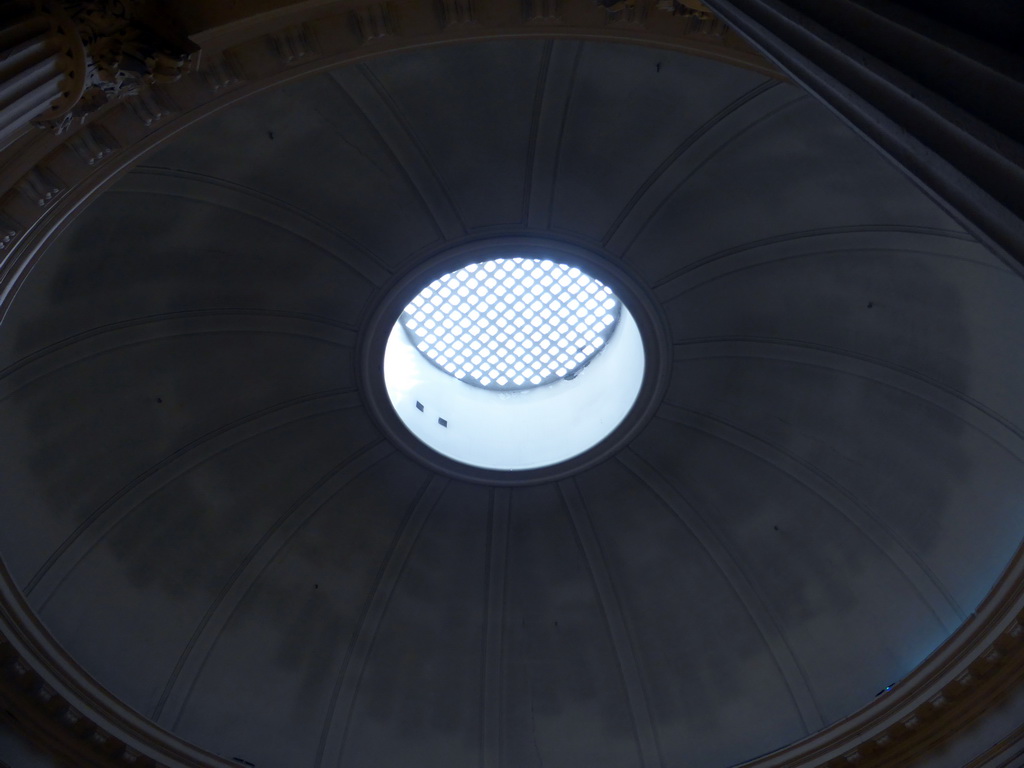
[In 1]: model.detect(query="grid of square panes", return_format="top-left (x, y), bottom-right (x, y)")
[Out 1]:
top-left (401, 258), bottom-right (621, 390)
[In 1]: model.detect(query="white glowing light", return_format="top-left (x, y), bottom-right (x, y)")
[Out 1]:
top-left (400, 257), bottom-right (622, 390)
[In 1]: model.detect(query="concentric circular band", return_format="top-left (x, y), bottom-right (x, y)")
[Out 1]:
top-left (360, 237), bottom-right (672, 485)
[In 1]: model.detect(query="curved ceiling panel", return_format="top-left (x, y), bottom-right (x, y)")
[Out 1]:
top-left (1, 38), bottom-right (1023, 768)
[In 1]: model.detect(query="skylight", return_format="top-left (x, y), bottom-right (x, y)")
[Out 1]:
top-left (400, 258), bottom-right (620, 390)
top-left (377, 245), bottom-right (650, 475)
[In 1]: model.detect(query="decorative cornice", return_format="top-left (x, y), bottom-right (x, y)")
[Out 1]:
top-left (4, 514), bottom-right (1024, 768)
top-left (0, 1), bottom-right (198, 146)
top-left (965, 721), bottom-right (1024, 768)
top-left (35, 0), bottom-right (200, 135)
top-left (0, 0), bottom-right (778, 287)
top-left (0, 553), bottom-right (236, 768)
top-left (655, 0), bottom-right (727, 36)
top-left (738, 545), bottom-right (1024, 768)
top-left (0, 8), bottom-right (774, 764)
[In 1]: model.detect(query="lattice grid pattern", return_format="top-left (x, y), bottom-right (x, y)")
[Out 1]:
top-left (401, 258), bottom-right (621, 390)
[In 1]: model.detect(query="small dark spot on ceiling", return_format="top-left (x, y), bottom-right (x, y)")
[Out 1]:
top-left (156, 397), bottom-right (163, 404)
top-left (656, 62), bottom-right (662, 73)
top-left (267, 131), bottom-right (274, 140)
top-left (438, 417), bottom-right (448, 428)
top-left (867, 302), bottom-right (874, 308)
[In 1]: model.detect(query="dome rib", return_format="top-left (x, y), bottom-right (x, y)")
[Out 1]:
top-left (558, 477), bottom-right (663, 768)
top-left (664, 246), bottom-right (997, 299)
top-left (118, 168), bottom-right (391, 284)
top-left (658, 404), bottom-right (965, 629)
top-left (543, 43), bottom-right (584, 234)
top-left (601, 79), bottom-right (778, 248)
top-left (151, 439), bottom-right (396, 727)
top-left (617, 447), bottom-right (826, 732)
top-left (481, 486), bottom-right (511, 768)
top-left (670, 338), bottom-right (1024, 462)
top-left (331, 66), bottom-right (467, 241)
top-left (24, 389), bottom-right (364, 607)
top-left (520, 41), bottom-right (553, 227)
top-left (524, 40), bottom-right (580, 230)
top-left (307, 475), bottom-right (447, 768)
top-left (650, 226), bottom-right (984, 294)
top-left (0, 310), bottom-right (355, 406)
top-left (611, 89), bottom-right (807, 259)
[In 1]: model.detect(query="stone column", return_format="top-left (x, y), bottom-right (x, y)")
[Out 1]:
top-left (700, 0), bottom-right (1024, 268)
top-left (0, 1), bottom-right (83, 145)
top-left (0, 0), bottom-right (197, 146)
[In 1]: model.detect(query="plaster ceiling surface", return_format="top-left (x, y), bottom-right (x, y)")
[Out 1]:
top-left (1, 38), bottom-right (1024, 768)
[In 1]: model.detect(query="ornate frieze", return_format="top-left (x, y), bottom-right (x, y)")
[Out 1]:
top-left (199, 55), bottom-right (241, 93)
top-left (600, 0), bottom-right (728, 30)
top-left (123, 85), bottom-right (173, 126)
top-left (521, 0), bottom-right (560, 21)
top-left (36, 0), bottom-right (198, 133)
top-left (594, 0), bottom-right (648, 24)
top-left (66, 122), bottom-right (118, 164)
top-left (350, 2), bottom-right (397, 43)
top-left (657, 0), bottom-right (710, 16)
top-left (0, 213), bottom-right (19, 251)
top-left (270, 24), bottom-right (314, 65)
top-left (655, 0), bottom-right (727, 34)
top-left (17, 165), bottom-right (62, 206)
top-left (437, 0), bottom-right (476, 27)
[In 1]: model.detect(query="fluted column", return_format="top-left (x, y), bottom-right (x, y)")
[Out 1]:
top-left (0, 1), bottom-right (83, 145)
top-left (0, 0), bottom-right (197, 147)
top-left (701, 0), bottom-right (1024, 269)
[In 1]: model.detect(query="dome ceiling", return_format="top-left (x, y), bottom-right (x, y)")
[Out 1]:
top-left (1, 38), bottom-right (1024, 768)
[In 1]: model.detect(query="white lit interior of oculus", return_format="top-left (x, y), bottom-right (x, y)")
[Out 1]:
top-left (400, 258), bottom-right (621, 390)
top-left (384, 258), bottom-right (645, 472)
